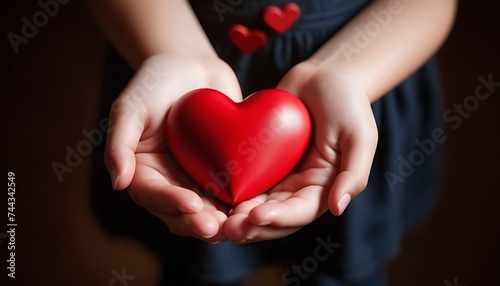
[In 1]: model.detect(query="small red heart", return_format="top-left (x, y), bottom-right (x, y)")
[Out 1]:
top-left (228, 24), bottom-right (267, 54)
top-left (263, 3), bottom-right (301, 34)
top-left (166, 88), bottom-right (311, 206)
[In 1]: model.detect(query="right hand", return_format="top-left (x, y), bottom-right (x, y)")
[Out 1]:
top-left (105, 54), bottom-right (242, 243)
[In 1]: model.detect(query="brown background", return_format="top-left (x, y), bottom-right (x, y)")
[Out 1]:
top-left (1, 1), bottom-right (499, 285)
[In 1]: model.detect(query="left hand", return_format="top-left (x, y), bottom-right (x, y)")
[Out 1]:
top-left (224, 62), bottom-right (378, 243)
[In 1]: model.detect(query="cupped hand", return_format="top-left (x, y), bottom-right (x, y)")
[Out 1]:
top-left (224, 62), bottom-right (378, 243)
top-left (105, 54), bottom-right (242, 242)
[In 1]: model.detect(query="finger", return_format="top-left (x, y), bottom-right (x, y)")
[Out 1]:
top-left (247, 185), bottom-right (329, 228)
top-left (209, 63), bottom-right (243, 102)
top-left (199, 195), bottom-right (231, 214)
top-left (329, 121), bottom-right (378, 216)
top-left (189, 209), bottom-right (228, 241)
top-left (129, 163), bottom-right (204, 215)
top-left (155, 210), bottom-right (227, 242)
top-left (225, 213), bottom-right (301, 243)
top-left (328, 171), bottom-right (364, 216)
top-left (230, 195), bottom-right (267, 216)
top-left (104, 96), bottom-right (146, 190)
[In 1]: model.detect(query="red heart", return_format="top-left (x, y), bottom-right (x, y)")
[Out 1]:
top-left (166, 88), bottom-right (311, 206)
top-left (263, 3), bottom-right (301, 34)
top-left (228, 24), bottom-right (267, 54)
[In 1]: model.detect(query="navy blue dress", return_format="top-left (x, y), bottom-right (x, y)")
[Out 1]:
top-left (91, 1), bottom-right (443, 285)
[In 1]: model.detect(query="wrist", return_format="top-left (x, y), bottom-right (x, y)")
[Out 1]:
top-left (287, 60), bottom-right (366, 99)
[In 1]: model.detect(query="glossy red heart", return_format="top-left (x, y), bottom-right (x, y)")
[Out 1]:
top-left (228, 24), bottom-right (267, 54)
top-left (263, 3), bottom-right (301, 34)
top-left (166, 88), bottom-right (311, 206)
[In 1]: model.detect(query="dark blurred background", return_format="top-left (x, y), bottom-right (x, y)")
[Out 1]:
top-left (1, 1), bottom-right (499, 285)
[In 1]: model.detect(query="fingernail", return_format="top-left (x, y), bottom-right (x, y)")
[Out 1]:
top-left (337, 194), bottom-right (351, 215)
top-left (236, 236), bottom-right (254, 244)
top-left (182, 214), bottom-right (191, 225)
top-left (178, 205), bottom-right (189, 213)
top-left (256, 221), bottom-right (270, 226)
top-left (193, 200), bottom-right (204, 212)
top-left (179, 205), bottom-right (185, 213)
top-left (110, 169), bottom-right (119, 190)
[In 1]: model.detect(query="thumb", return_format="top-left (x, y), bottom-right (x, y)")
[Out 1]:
top-left (104, 97), bottom-right (145, 190)
top-left (328, 122), bottom-right (378, 216)
top-left (328, 171), bottom-right (367, 216)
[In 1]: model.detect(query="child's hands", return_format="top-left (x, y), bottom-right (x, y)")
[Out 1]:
top-left (106, 56), bottom-right (376, 244)
top-left (224, 62), bottom-right (378, 243)
top-left (105, 54), bottom-right (242, 243)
